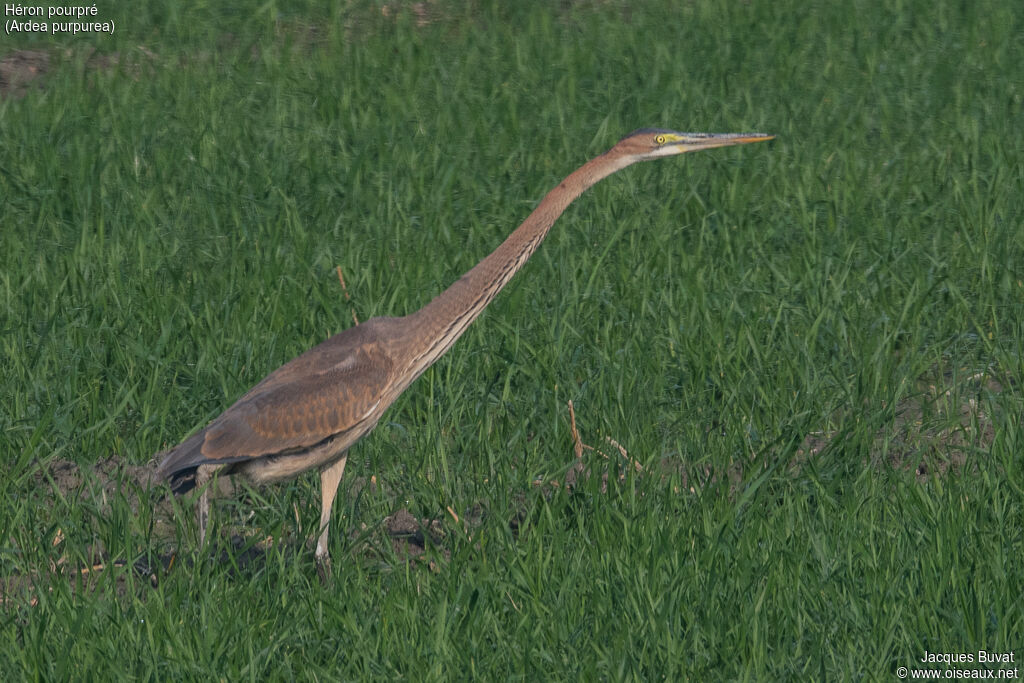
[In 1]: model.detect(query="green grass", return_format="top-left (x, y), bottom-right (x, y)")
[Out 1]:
top-left (2, 0), bottom-right (1022, 678)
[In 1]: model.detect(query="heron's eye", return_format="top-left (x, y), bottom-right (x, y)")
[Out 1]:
top-left (655, 134), bottom-right (667, 145)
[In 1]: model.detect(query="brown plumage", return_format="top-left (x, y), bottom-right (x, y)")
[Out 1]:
top-left (155, 128), bottom-right (774, 575)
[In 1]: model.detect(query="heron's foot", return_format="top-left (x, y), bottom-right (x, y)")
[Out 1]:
top-left (197, 489), bottom-right (210, 547)
top-left (196, 466), bottom-right (214, 549)
top-left (316, 552), bottom-right (333, 584)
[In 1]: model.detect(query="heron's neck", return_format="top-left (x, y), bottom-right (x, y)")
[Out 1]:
top-left (400, 152), bottom-right (629, 377)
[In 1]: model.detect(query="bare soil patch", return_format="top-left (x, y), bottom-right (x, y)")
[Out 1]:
top-left (795, 363), bottom-right (1007, 480)
top-left (0, 50), bottom-right (50, 98)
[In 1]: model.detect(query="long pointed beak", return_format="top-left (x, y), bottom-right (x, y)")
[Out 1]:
top-left (677, 132), bottom-right (775, 151)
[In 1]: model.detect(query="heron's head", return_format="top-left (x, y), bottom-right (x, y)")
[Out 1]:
top-left (611, 128), bottom-right (775, 162)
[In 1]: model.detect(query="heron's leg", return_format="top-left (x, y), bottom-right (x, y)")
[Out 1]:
top-left (315, 456), bottom-right (348, 579)
top-left (195, 465), bottom-right (216, 547)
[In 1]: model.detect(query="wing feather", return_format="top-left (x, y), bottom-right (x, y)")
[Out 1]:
top-left (156, 318), bottom-right (401, 482)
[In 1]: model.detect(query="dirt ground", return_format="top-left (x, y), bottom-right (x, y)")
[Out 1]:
top-left (0, 49), bottom-right (50, 98)
top-left (3, 453), bottom-right (467, 605)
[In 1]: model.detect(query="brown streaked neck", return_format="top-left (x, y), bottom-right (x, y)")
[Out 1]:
top-left (400, 148), bottom-right (632, 377)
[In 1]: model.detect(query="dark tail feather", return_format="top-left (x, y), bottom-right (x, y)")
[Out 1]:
top-left (155, 429), bottom-right (208, 495)
top-left (155, 426), bottom-right (251, 495)
top-left (166, 466), bottom-right (199, 495)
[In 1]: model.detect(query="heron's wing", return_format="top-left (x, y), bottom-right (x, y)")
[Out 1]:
top-left (201, 344), bottom-right (391, 461)
top-left (157, 320), bottom-right (400, 479)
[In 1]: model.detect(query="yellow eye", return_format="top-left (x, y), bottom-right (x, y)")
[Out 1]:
top-left (655, 134), bottom-right (667, 145)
